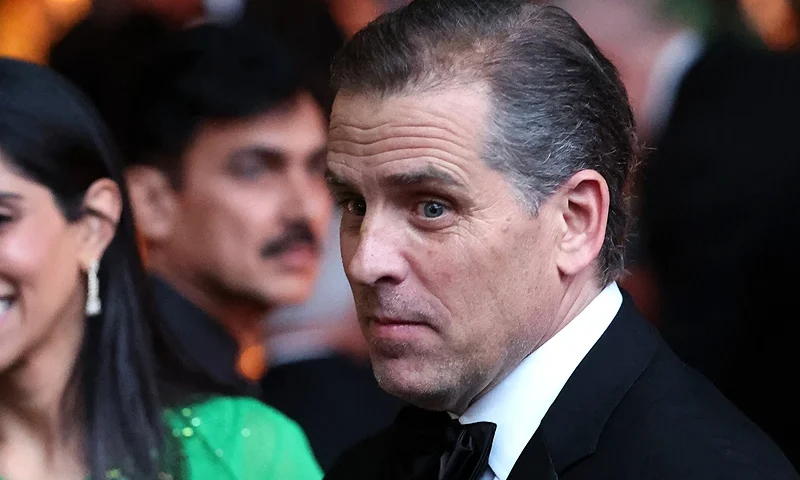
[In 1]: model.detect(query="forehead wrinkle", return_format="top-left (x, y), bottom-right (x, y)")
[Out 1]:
top-left (329, 120), bottom-right (475, 152)
top-left (328, 141), bottom-right (476, 170)
top-left (330, 106), bottom-right (476, 139)
top-left (328, 122), bottom-right (481, 171)
top-left (328, 88), bottom-right (489, 189)
top-left (330, 92), bottom-right (484, 145)
top-left (328, 154), bottom-right (473, 194)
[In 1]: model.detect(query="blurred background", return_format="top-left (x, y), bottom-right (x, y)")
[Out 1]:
top-left (1, 0), bottom-right (793, 64)
top-left (1, 0), bottom-right (798, 470)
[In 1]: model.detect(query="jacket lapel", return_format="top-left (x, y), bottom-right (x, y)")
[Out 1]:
top-left (507, 429), bottom-right (558, 480)
top-left (509, 294), bottom-right (660, 478)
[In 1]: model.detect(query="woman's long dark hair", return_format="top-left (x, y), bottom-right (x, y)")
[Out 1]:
top-left (0, 58), bottom-right (166, 478)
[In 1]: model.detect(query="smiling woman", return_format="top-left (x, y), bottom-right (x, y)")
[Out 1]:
top-left (0, 56), bottom-right (163, 480)
top-left (0, 59), bottom-right (321, 480)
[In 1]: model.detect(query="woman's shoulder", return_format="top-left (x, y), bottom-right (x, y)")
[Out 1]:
top-left (164, 395), bottom-right (322, 480)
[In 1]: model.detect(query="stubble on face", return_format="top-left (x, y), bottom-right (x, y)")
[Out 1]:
top-left (329, 87), bottom-right (560, 412)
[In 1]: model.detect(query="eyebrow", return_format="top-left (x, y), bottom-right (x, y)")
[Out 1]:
top-left (230, 145), bottom-right (328, 165)
top-left (228, 146), bottom-right (285, 163)
top-left (385, 166), bottom-right (466, 189)
top-left (0, 192), bottom-right (21, 202)
top-left (325, 169), bottom-right (351, 189)
top-left (326, 165), bottom-right (467, 191)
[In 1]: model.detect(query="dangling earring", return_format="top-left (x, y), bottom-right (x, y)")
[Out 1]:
top-left (86, 260), bottom-right (102, 316)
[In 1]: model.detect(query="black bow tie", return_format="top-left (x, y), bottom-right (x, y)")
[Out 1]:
top-left (390, 406), bottom-right (497, 480)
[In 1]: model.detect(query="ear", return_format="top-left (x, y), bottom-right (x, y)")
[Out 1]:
top-left (553, 169), bottom-right (610, 277)
top-left (125, 165), bottom-right (178, 244)
top-left (78, 178), bottom-right (122, 270)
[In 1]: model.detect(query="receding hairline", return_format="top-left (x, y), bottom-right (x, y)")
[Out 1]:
top-left (329, 82), bottom-right (493, 165)
top-left (331, 15), bottom-right (518, 97)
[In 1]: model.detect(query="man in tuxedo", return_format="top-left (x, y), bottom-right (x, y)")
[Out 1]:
top-left (323, 1), bottom-right (799, 479)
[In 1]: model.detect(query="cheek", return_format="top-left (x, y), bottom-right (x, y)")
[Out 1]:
top-left (309, 188), bottom-right (334, 239)
top-left (0, 221), bottom-right (82, 323)
top-left (0, 219), bottom-right (76, 284)
top-left (407, 234), bottom-right (489, 321)
top-left (411, 225), bottom-right (545, 338)
top-left (181, 188), bottom-right (282, 258)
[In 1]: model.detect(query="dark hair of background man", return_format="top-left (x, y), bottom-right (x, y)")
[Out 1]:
top-left (50, 14), bottom-right (334, 187)
top-left (120, 23), bottom-right (312, 188)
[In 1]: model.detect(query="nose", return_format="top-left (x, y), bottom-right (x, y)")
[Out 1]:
top-left (342, 209), bottom-right (409, 286)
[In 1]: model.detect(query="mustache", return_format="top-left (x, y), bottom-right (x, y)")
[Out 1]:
top-left (260, 222), bottom-right (320, 258)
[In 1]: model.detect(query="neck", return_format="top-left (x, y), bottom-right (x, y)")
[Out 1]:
top-left (453, 272), bottom-right (604, 415)
top-left (550, 273), bottom-right (605, 341)
top-left (0, 304), bottom-right (85, 474)
top-left (149, 258), bottom-right (271, 380)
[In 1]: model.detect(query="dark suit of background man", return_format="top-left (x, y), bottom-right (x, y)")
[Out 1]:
top-left (322, 1), bottom-right (799, 479)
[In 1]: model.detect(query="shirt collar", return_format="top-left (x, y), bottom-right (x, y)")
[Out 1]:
top-left (457, 282), bottom-right (623, 480)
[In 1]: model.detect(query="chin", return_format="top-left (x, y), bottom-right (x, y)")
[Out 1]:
top-left (371, 355), bottom-right (454, 410)
top-left (260, 279), bottom-right (316, 306)
top-left (271, 290), bottom-right (313, 306)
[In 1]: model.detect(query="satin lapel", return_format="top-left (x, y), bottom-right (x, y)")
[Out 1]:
top-left (510, 294), bottom-right (660, 478)
top-left (507, 429), bottom-right (558, 480)
top-left (537, 294), bottom-right (659, 472)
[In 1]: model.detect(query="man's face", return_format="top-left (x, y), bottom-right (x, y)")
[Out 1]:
top-left (162, 93), bottom-right (332, 309)
top-left (327, 87), bottom-right (563, 412)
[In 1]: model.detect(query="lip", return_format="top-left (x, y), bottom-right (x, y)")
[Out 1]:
top-left (374, 316), bottom-right (427, 327)
top-left (368, 316), bottom-right (435, 341)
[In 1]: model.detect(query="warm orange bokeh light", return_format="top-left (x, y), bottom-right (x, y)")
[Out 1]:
top-left (330, 0), bottom-right (381, 37)
top-left (0, 0), bottom-right (91, 63)
top-left (739, 0), bottom-right (799, 50)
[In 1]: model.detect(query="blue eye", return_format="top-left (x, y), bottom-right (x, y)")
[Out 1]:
top-left (421, 201), bottom-right (446, 218)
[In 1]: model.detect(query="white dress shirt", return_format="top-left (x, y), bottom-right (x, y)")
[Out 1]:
top-left (455, 282), bottom-right (623, 480)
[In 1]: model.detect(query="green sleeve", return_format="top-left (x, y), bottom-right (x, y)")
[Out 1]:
top-left (164, 396), bottom-right (323, 480)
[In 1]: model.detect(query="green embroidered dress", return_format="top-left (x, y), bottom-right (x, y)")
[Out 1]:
top-left (161, 396), bottom-right (322, 479)
top-left (1, 396), bottom-right (322, 480)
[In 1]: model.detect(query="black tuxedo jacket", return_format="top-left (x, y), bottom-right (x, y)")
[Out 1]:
top-left (325, 295), bottom-right (798, 479)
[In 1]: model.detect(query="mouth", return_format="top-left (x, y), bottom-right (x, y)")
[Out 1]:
top-left (374, 316), bottom-right (428, 327)
top-left (368, 315), bottom-right (436, 342)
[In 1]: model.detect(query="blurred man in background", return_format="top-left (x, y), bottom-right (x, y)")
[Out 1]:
top-left (53, 18), bottom-right (402, 469)
top-left (121, 23), bottom-right (332, 391)
top-left (555, 0), bottom-right (704, 143)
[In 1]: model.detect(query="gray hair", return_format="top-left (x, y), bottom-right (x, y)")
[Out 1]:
top-left (331, 0), bottom-right (639, 283)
